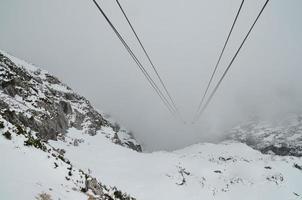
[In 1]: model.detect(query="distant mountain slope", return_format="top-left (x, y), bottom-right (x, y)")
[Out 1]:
top-left (228, 115), bottom-right (302, 157)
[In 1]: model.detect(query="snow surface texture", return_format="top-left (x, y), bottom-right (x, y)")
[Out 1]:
top-left (1, 50), bottom-right (302, 200)
top-left (0, 117), bottom-right (87, 200)
top-left (0, 116), bottom-right (135, 200)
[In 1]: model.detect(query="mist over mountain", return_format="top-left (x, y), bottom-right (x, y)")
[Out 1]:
top-left (1, 0), bottom-right (302, 151)
top-left (1, 0), bottom-right (302, 199)
top-left (1, 50), bottom-right (301, 200)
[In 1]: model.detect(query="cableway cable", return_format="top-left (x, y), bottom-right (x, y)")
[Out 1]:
top-left (195, 0), bottom-right (270, 122)
top-left (92, 0), bottom-right (177, 116)
top-left (193, 0), bottom-right (245, 122)
top-left (114, 0), bottom-right (180, 116)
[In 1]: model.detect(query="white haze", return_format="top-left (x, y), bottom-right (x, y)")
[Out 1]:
top-left (0, 0), bottom-right (301, 151)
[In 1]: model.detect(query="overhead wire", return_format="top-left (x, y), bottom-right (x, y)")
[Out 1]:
top-left (193, 0), bottom-right (245, 122)
top-left (91, 0), bottom-right (177, 116)
top-left (114, 0), bottom-right (181, 117)
top-left (195, 0), bottom-right (270, 122)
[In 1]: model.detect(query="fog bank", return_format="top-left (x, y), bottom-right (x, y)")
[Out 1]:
top-left (1, 0), bottom-right (301, 151)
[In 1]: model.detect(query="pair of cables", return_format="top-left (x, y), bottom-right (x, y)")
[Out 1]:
top-left (193, 0), bottom-right (270, 123)
top-left (92, 0), bottom-right (181, 120)
top-left (92, 0), bottom-right (270, 122)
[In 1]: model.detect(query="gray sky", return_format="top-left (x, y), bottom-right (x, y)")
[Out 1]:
top-left (1, 0), bottom-right (302, 151)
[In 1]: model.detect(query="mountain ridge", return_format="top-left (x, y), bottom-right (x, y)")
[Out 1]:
top-left (0, 50), bottom-right (141, 152)
top-left (228, 114), bottom-right (302, 157)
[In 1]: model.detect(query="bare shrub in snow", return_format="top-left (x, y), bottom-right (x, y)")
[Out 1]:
top-left (2, 131), bottom-right (12, 140)
top-left (35, 192), bottom-right (53, 200)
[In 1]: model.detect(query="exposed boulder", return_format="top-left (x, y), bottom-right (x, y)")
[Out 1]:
top-left (85, 178), bottom-right (104, 197)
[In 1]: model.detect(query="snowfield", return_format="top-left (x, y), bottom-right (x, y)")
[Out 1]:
top-left (49, 128), bottom-right (302, 200)
top-left (2, 128), bottom-right (302, 200)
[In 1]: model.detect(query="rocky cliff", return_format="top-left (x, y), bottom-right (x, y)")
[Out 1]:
top-left (0, 51), bottom-right (141, 152)
top-left (0, 50), bottom-right (142, 200)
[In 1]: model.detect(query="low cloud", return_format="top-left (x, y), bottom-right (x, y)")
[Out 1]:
top-left (1, 0), bottom-right (301, 151)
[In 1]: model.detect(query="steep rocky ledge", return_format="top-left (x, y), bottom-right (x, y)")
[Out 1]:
top-left (0, 51), bottom-right (141, 152)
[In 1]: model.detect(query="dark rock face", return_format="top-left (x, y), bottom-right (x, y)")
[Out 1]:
top-left (0, 52), bottom-right (142, 151)
top-left (59, 100), bottom-right (72, 115)
top-left (261, 145), bottom-right (302, 157)
top-left (125, 141), bottom-right (142, 152)
top-left (294, 163), bottom-right (302, 171)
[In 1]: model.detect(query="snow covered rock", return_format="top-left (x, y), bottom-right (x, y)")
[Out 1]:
top-left (0, 50), bottom-right (140, 199)
top-left (228, 115), bottom-right (302, 157)
top-left (0, 50), bottom-right (141, 151)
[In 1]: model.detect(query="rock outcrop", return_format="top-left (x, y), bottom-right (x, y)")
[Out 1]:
top-left (0, 51), bottom-right (141, 151)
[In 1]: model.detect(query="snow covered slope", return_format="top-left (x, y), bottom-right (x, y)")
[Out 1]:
top-left (1, 51), bottom-right (302, 200)
top-left (0, 50), bottom-right (140, 199)
top-left (0, 116), bottom-right (136, 200)
top-left (50, 128), bottom-right (302, 200)
top-left (0, 117), bottom-right (87, 200)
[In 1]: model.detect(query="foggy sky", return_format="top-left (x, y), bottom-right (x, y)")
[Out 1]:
top-left (1, 0), bottom-right (302, 151)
